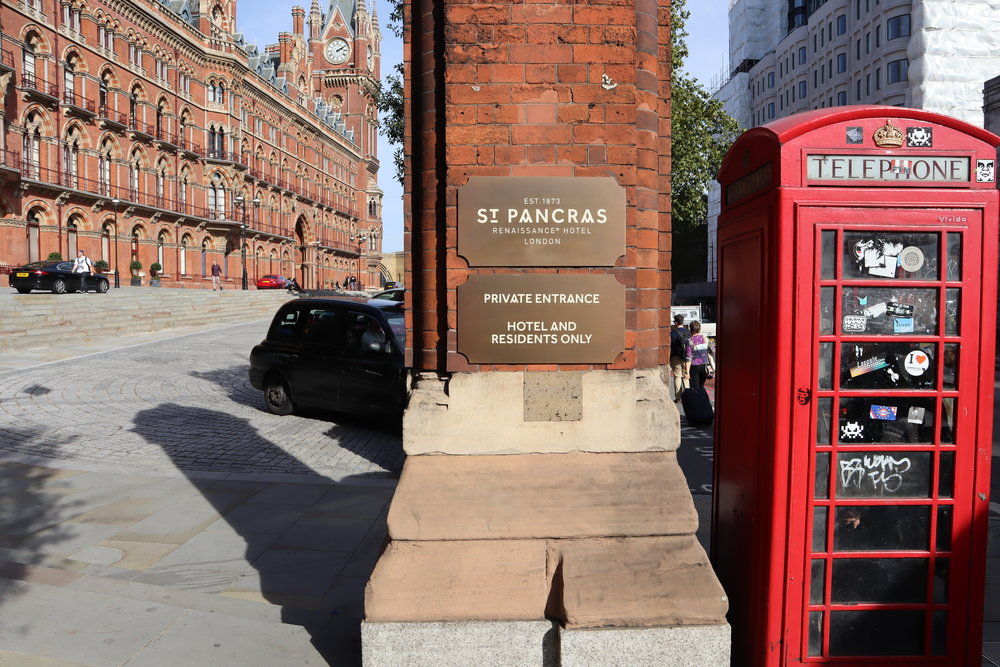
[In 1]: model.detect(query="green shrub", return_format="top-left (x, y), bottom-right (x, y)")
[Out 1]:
top-left (129, 260), bottom-right (143, 271)
top-left (150, 262), bottom-right (162, 276)
top-left (47, 252), bottom-right (62, 261)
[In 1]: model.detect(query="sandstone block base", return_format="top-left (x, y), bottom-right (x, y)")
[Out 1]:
top-left (403, 370), bottom-right (680, 455)
top-left (387, 452), bottom-right (697, 541)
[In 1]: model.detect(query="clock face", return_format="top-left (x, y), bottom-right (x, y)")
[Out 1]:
top-left (325, 38), bottom-right (350, 65)
top-left (366, 46), bottom-right (374, 70)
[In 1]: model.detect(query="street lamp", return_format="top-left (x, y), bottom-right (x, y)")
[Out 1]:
top-left (235, 195), bottom-right (248, 290)
top-left (112, 198), bottom-right (120, 288)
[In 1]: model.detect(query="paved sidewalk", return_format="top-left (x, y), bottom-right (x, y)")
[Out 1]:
top-left (0, 314), bottom-right (403, 665)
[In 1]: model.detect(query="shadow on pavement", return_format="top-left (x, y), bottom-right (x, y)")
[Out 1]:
top-left (130, 404), bottom-right (395, 665)
top-left (0, 427), bottom-right (81, 609)
top-left (190, 366), bottom-right (405, 474)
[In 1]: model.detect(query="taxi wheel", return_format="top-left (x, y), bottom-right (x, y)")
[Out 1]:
top-left (264, 376), bottom-right (294, 416)
top-left (96, 280), bottom-right (109, 294)
top-left (52, 279), bottom-right (67, 294)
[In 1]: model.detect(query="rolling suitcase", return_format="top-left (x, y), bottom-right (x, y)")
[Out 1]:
top-left (681, 387), bottom-right (714, 427)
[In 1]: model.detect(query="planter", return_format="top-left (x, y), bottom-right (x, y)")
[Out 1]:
top-left (130, 277), bottom-right (142, 286)
top-left (150, 279), bottom-right (161, 287)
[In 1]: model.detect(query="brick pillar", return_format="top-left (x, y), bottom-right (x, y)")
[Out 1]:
top-left (362, 0), bottom-right (731, 663)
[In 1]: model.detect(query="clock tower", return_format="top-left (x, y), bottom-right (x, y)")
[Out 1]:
top-left (313, 0), bottom-right (381, 160)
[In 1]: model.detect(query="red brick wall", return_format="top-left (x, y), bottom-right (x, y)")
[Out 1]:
top-left (405, 0), bottom-right (674, 372)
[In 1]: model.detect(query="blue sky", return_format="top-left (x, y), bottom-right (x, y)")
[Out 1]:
top-left (237, 0), bottom-right (728, 253)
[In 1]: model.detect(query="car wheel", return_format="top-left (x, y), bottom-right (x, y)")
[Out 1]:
top-left (15, 287), bottom-right (31, 294)
top-left (52, 279), bottom-right (67, 294)
top-left (264, 376), bottom-right (294, 415)
top-left (96, 280), bottom-right (109, 294)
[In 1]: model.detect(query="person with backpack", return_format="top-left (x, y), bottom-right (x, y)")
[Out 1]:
top-left (669, 313), bottom-right (691, 402)
top-left (72, 249), bottom-right (94, 294)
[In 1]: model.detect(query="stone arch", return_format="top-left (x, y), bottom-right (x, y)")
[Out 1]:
top-left (21, 28), bottom-right (50, 54)
top-left (66, 210), bottom-right (87, 259)
top-left (62, 47), bottom-right (87, 72)
top-left (129, 81), bottom-right (146, 102)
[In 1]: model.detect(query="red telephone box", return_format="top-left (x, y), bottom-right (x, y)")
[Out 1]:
top-left (714, 106), bottom-right (998, 665)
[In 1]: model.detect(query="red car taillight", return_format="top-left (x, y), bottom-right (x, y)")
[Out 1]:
top-left (30, 270), bottom-right (47, 276)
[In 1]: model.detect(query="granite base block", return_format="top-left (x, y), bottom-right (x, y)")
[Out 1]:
top-left (560, 623), bottom-right (731, 667)
top-left (362, 620), bottom-right (558, 667)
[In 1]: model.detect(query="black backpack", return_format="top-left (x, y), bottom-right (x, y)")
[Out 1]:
top-left (670, 327), bottom-right (690, 358)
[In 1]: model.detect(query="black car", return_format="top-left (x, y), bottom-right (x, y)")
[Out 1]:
top-left (9, 260), bottom-right (110, 294)
top-left (249, 298), bottom-right (406, 416)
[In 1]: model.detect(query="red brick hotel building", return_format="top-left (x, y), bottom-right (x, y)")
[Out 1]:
top-left (0, 0), bottom-right (384, 289)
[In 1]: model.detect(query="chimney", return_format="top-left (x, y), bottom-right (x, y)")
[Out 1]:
top-left (278, 32), bottom-right (292, 62)
top-left (291, 6), bottom-right (305, 36)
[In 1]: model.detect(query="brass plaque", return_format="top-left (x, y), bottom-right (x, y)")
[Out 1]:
top-left (458, 176), bottom-right (626, 266)
top-left (457, 274), bottom-right (625, 364)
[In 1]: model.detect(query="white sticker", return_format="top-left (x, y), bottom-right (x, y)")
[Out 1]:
top-left (863, 301), bottom-right (888, 318)
top-left (907, 406), bottom-right (926, 424)
top-left (843, 315), bottom-right (867, 332)
top-left (904, 350), bottom-right (930, 376)
top-left (841, 421), bottom-right (864, 440)
top-left (899, 246), bottom-right (924, 273)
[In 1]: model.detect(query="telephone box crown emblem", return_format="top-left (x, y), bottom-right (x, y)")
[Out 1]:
top-left (873, 120), bottom-right (905, 148)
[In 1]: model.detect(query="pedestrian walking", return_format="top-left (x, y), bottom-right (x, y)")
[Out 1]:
top-left (210, 260), bottom-right (223, 291)
top-left (685, 321), bottom-right (712, 390)
top-left (72, 249), bottom-right (94, 293)
top-left (669, 313), bottom-right (691, 401)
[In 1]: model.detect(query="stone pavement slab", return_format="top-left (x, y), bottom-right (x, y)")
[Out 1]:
top-left (0, 581), bottom-right (188, 665)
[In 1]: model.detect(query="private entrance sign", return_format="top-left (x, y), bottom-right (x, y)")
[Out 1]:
top-left (456, 273), bottom-right (624, 364)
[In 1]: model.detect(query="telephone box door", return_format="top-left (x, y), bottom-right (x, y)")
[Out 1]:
top-left (788, 206), bottom-right (987, 664)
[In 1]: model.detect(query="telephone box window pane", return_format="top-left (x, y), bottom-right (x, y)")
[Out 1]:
top-left (810, 559), bottom-right (826, 603)
top-left (840, 287), bottom-right (937, 335)
top-left (938, 452), bottom-right (955, 497)
top-left (842, 232), bottom-right (938, 280)
top-left (838, 397), bottom-right (936, 444)
top-left (944, 289), bottom-right (959, 335)
top-left (941, 398), bottom-right (955, 444)
top-left (942, 344), bottom-right (958, 389)
top-left (817, 398), bottom-right (832, 444)
top-left (839, 342), bottom-right (936, 390)
top-left (815, 453), bottom-right (830, 498)
top-left (834, 505), bottom-right (930, 551)
top-left (946, 233), bottom-right (961, 281)
top-left (934, 558), bottom-right (949, 603)
top-left (836, 451), bottom-right (931, 498)
top-left (820, 288), bottom-right (835, 335)
top-left (831, 557), bottom-right (927, 603)
top-left (814, 506), bottom-right (829, 552)
top-left (808, 612), bottom-right (824, 657)
top-left (821, 231), bottom-right (837, 279)
top-left (819, 342), bottom-right (834, 389)
top-left (932, 611), bottom-right (947, 655)
top-left (936, 506), bottom-right (952, 551)
top-left (829, 610), bottom-right (924, 656)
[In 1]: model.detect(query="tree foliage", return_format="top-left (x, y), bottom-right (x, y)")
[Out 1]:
top-left (670, 0), bottom-right (740, 233)
top-left (375, 1), bottom-right (405, 184)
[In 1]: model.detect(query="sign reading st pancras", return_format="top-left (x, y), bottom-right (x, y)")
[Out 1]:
top-left (457, 176), bottom-right (626, 266)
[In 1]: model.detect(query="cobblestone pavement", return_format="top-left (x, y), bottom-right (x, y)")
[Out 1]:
top-left (0, 319), bottom-right (405, 479)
